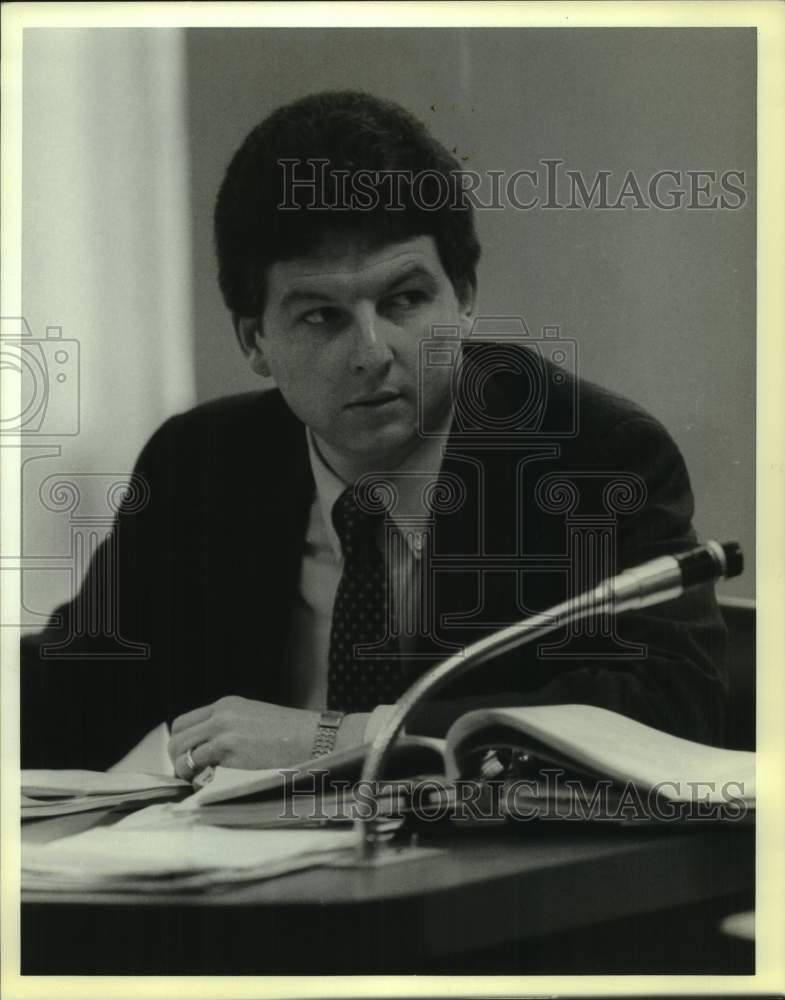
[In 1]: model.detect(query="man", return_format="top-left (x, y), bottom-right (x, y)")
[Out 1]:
top-left (21, 91), bottom-right (728, 776)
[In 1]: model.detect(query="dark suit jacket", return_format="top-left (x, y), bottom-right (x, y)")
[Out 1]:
top-left (21, 349), bottom-right (728, 768)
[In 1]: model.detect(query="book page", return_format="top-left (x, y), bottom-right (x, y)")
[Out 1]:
top-left (445, 704), bottom-right (755, 803)
top-left (108, 722), bottom-right (175, 776)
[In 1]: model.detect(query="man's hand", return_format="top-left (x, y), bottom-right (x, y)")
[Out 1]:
top-left (168, 696), bottom-right (320, 778)
top-left (168, 696), bottom-right (371, 779)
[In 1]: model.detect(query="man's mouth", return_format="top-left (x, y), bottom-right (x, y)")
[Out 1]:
top-left (346, 391), bottom-right (402, 409)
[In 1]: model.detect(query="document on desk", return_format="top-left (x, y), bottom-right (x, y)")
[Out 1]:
top-left (22, 723), bottom-right (189, 819)
top-left (21, 783), bottom-right (188, 819)
top-left (22, 807), bottom-right (355, 893)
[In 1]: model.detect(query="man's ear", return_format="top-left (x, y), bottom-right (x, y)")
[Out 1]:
top-left (234, 315), bottom-right (271, 378)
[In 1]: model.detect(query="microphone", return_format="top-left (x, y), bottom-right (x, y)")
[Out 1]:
top-left (353, 540), bottom-right (743, 861)
top-left (586, 540), bottom-right (743, 613)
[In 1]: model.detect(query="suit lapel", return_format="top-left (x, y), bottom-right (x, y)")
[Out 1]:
top-left (219, 397), bottom-right (315, 703)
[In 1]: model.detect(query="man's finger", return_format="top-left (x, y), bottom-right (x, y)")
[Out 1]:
top-left (168, 718), bottom-right (216, 764)
top-left (171, 703), bottom-right (213, 735)
top-left (175, 740), bottom-right (214, 781)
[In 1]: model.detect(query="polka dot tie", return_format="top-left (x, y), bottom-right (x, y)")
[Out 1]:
top-left (327, 486), bottom-right (403, 713)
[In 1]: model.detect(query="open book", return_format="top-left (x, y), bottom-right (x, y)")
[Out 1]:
top-left (178, 704), bottom-right (755, 828)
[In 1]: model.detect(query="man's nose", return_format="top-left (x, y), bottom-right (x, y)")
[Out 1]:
top-left (347, 307), bottom-right (393, 373)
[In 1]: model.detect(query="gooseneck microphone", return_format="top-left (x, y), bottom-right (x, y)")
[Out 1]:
top-left (600, 540), bottom-right (743, 613)
top-left (353, 541), bottom-right (743, 860)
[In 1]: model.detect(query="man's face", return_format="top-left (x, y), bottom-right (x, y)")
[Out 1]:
top-left (242, 234), bottom-right (474, 478)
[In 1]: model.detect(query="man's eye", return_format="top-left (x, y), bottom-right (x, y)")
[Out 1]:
top-left (385, 290), bottom-right (429, 309)
top-left (301, 307), bottom-right (341, 326)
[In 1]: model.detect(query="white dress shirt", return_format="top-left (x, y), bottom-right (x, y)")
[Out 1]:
top-left (279, 416), bottom-right (451, 740)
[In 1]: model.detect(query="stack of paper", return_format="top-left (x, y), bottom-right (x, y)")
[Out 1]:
top-left (22, 807), bottom-right (355, 892)
top-left (22, 770), bottom-right (189, 819)
top-left (23, 723), bottom-right (188, 819)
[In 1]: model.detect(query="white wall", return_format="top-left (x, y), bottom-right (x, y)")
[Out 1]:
top-left (20, 28), bottom-right (196, 624)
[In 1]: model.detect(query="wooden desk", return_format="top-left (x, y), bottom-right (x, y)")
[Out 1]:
top-left (22, 812), bottom-right (754, 975)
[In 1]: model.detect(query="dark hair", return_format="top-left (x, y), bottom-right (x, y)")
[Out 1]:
top-left (214, 90), bottom-right (481, 318)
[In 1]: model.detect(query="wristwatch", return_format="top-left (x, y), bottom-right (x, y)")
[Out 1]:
top-left (311, 710), bottom-right (345, 758)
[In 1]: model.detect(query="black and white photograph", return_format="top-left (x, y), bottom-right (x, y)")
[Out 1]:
top-left (2, 2), bottom-right (782, 995)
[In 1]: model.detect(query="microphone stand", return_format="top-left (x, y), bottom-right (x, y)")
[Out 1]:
top-left (353, 540), bottom-right (743, 861)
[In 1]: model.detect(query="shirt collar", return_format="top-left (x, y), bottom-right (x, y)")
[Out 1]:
top-left (306, 409), bottom-right (452, 563)
top-left (306, 431), bottom-right (347, 562)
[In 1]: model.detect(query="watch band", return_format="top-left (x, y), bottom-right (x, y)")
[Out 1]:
top-left (312, 710), bottom-right (345, 758)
